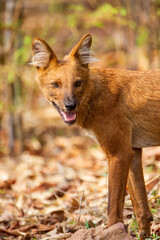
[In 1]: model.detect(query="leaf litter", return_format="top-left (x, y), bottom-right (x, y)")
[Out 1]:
top-left (0, 107), bottom-right (159, 239)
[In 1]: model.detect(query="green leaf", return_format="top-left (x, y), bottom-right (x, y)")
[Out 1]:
top-left (101, 173), bottom-right (108, 176)
top-left (151, 208), bottom-right (158, 213)
top-left (136, 27), bottom-right (148, 46)
top-left (100, 4), bottom-right (118, 15)
top-left (156, 8), bottom-right (160, 17)
top-left (152, 190), bottom-right (157, 197)
top-left (67, 15), bottom-right (77, 28)
top-left (69, 219), bottom-right (76, 226)
top-left (146, 165), bottom-right (154, 173)
top-left (48, 2), bottom-right (64, 13)
top-left (23, 35), bottom-right (32, 45)
top-left (13, 36), bottom-right (32, 65)
top-left (0, 101), bottom-right (4, 111)
top-left (7, 71), bottom-right (14, 83)
top-left (69, 4), bottom-right (84, 12)
top-left (85, 219), bottom-right (90, 229)
top-left (94, 21), bottom-right (104, 28)
top-left (120, 8), bottom-right (127, 16)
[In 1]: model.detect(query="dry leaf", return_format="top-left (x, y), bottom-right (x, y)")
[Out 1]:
top-left (0, 210), bottom-right (14, 222)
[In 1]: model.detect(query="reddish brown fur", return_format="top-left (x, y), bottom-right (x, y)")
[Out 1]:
top-left (32, 34), bottom-right (159, 239)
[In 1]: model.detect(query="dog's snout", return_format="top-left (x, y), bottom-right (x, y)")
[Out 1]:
top-left (65, 102), bottom-right (76, 111)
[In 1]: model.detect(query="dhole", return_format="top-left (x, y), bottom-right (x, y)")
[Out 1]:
top-left (32, 34), bottom-right (157, 239)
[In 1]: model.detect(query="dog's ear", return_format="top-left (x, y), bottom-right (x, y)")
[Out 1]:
top-left (32, 38), bottom-right (57, 69)
top-left (69, 34), bottom-right (98, 67)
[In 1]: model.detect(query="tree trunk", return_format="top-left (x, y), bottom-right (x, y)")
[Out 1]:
top-left (3, 0), bottom-right (24, 155)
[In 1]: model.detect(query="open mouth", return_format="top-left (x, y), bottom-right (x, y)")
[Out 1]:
top-left (61, 111), bottom-right (76, 124)
top-left (52, 101), bottom-right (76, 125)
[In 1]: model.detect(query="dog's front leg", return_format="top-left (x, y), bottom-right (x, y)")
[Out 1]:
top-left (95, 117), bottom-right (134, 227)
top-left (107, 150), bottom-right (134, 226)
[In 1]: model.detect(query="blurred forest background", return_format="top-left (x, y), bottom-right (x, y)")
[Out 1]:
top-left (0, 0), bottom-right (160, 239)
top-left (2, 0), bottom-right (160, 155)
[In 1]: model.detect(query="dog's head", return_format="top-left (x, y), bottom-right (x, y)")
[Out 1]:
top-left (31, 34), bottom-right (97, 125)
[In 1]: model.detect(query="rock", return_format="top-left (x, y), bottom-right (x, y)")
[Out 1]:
top-left (68, 222), bottom-right (136, 240)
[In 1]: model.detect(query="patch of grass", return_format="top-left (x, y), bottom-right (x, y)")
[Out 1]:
top-left (129, 218), bottom-right (160, 240)
top-left (129, 218), bottom-right (139, 239)
top-left (150, 190), bottom-right (160, 216)
top-left (146, 234), bottom-right (160, 240)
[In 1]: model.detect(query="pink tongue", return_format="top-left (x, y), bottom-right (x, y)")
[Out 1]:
top-left (61, 112), bottom-right (76, 122)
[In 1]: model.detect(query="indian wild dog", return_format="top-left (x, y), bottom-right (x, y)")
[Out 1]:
top-left (31, 33), bottom-right (156, 238)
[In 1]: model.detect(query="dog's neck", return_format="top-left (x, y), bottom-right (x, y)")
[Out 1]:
top-left (76, 68), bottom-right (105, 129)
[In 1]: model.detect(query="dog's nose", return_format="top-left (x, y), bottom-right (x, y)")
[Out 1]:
top-left (65, 102), bottom-right (76, 111)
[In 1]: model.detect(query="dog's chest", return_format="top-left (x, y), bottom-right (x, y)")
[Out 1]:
top-left (85, 130), bottom-right (99, 143)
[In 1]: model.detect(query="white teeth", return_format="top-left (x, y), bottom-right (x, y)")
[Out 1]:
top-left (61, 112), bottom-right (67, 121)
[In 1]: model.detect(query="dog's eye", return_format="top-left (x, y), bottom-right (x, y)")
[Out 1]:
top-left (75, 80), bottom-right (81, 87)
top-left (51, 82), bottom-right (59, 88)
